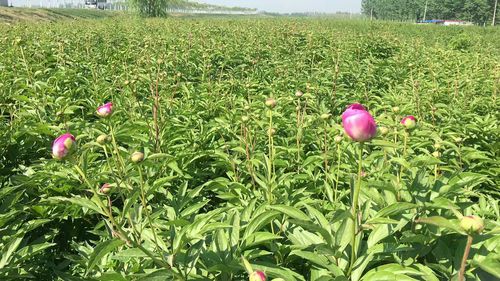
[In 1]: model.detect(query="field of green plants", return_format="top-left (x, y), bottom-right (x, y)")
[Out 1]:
top-left (0, 17), bottom-right (499, 280)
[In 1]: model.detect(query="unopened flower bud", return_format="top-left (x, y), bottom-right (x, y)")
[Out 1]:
top-left (379, 127), bottom-right (389, 135)
top-left (242, 116), bottom-right (249, 122)
top-left (295, 90), bottom-right (303, 97)
top-left (249, 271), bottom-right (266, 281)
top-left (320, 113), bottom-right (331, 120)
top-left (100, 183), bottom-right (112, 194)
top-left (392, 106), bottom-right (400, 113)
top-left (432, 151), bottom-right (440, 158)
top-left (334, 135), bottom-right (343, 144)
top-left (131, 151), bottom-right (144, 163)
top-left (265, 98), bottom-right (277, 108)
top-left (244, 105), bottom-right (250, 111)
top-left (96, 102), bottom-right (113, 118)
top-left (52, 133), bottom-right (76, 160)
top-left (268, 128), bottom-right (276, 135)
top-left (401, 116), bottom-right (416, 130)
top-left (97, 134), bottom-right (109, 145)
top-left (434, 143), bottom-right (441, 149)
top-left (342, 104), bottom-right (377, 142)
top-left (460, 215), bottom-right (484, 234)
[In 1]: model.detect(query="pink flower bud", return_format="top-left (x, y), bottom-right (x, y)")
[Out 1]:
top-left (341, 104), bottom-right (377, 142)
top-left (52, 133), bottom-right (76, 160)
top-left (401, 116), bottom-right (416, 129)
top-left (100, 183), bottom-right (112, 194)
top-left (96, 102), bottom-right (113, 118)
top-left (249, 271), bottom-right (266, 281)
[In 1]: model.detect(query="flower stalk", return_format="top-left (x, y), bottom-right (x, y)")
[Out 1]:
top-left (349, 142), bottom-right (364, 273)
top-left (458, 235), bottom-right (473, 281)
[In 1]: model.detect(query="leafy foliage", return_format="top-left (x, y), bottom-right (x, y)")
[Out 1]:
top-left (362, 0), bottom-right (499, 24)
top-left (0, 17), bottom-right (499, 280)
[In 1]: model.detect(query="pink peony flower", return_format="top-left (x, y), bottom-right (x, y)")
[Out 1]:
top-left (96, 102), bottom-right (113, 118)
top-left (249, 271), bottom-right (266, 281)
top-left (341, 103), bottom-right (377, 142)
top-left (52, 133), bottom-right (76, 160)
top-left (401, 115), bottom-right (416, 129)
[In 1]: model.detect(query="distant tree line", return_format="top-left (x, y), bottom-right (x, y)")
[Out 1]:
top-left (361, 0), bottom-right (499, 25)
top-left (129, 0), bottom-right (256, 17)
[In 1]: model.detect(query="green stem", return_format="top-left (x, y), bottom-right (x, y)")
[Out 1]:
top-left (73, 165), bottom-right (168, 269)
top-left (138, 167), bottom-right (161, 255)
top-left (349, 142), bottom-right (364, 275)
top-left (397, 131), bottom-right (408, 200)
top-left (334, 143), bottom-right (341, 202)
top-left (324, 123), bottom-right (329, 173)
top-left (108, 120), bottom-right (127, 175)
top-left (103, 145), bottom-right (140, 239)
top-left (267, 109), bottom-right (274, 204)
top-left (458, 235), bottom-right (473, 281)
top-left (267, 108), bottom-right (275, 235)
top-left (296, 100), bottom-right (301, 168)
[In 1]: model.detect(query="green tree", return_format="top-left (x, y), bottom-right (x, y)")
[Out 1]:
top-left (361, 0), bottom-right (498, 23)
top-left (130, 0), bottom-right (169, 17)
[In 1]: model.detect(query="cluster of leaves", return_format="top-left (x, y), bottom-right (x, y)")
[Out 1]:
top-left (361, 0), bottom-right (499, 24)
top-left (0, 18), bottom-right (499, 280)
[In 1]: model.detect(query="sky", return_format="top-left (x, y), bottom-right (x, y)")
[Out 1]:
top-left (198, 0), bottom-right (362, 14)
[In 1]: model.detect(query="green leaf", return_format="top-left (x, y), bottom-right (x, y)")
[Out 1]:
top-left (86, 239), bottom-right (125, 275)
top-left (475, 255), bottom-right (500, 278)
top-left (0, 236), bottom-right (24, 269)
top-left (252, 262), bottom-right (305, 281)
top-left (375, 202), bottom-right (417, 218)
top-left (351, 244), bottom-right (384, 281)
top-left (416, 216), bottom-right (466, 235)
top-left (290, 250), bottom-right (344, 277)
top-left (180, 200), bottom-right (209, 217)
top-left (243, 210), bottom-right (280, 241)
top-left (48, 196), bottom-right (105, 215)
top-left (242, 232), bottom-right (283, 249)
top-left (269, 205), bottom-right (310, 221)
top-left (361, 263), bottom-right (439, 281)
top-left (371, 140), bottom-right (399, 148)
top-left (99, 272), bottom-right (127, 281)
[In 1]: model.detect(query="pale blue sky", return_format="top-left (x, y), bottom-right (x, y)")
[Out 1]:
top-left (198, 0), bottom-right (362, 13)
